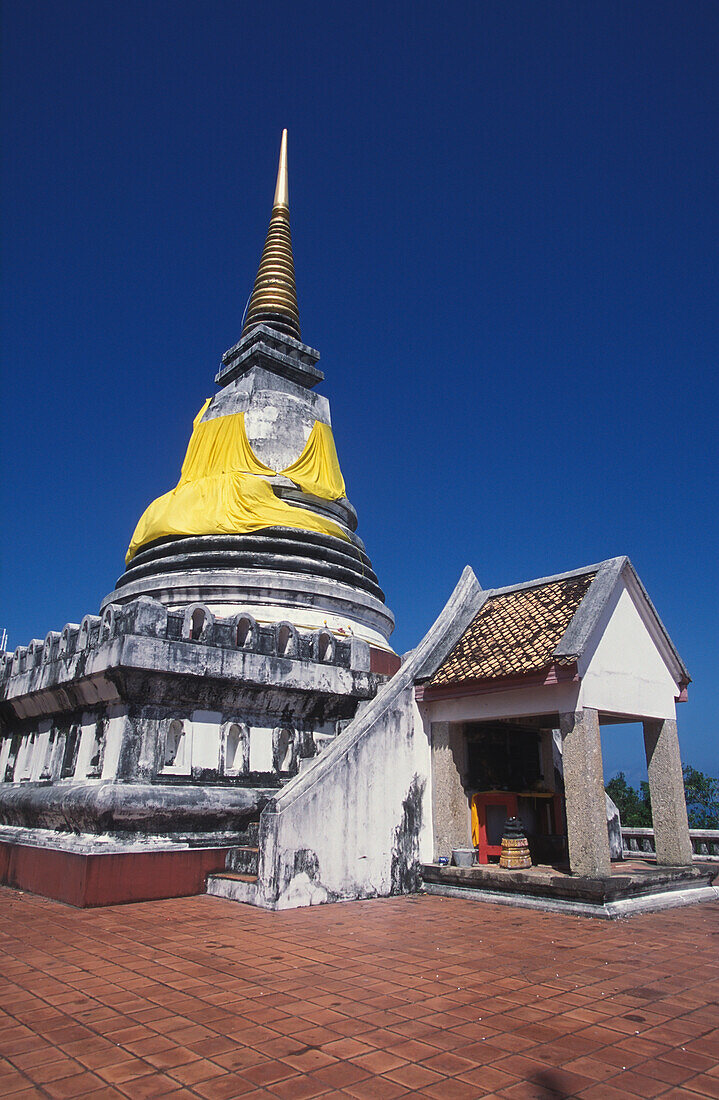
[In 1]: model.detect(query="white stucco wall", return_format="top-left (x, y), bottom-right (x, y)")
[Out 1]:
top-left (101, 705), bottom-right (128, 780)
top-left (191, 710), bottom-right (222, 771)
top-left (252, 568), bottom-right (485, 910)
top-left (421, 680), bottom-right (581, 726)
top-left (256, 685), bottom-right (432, 909)
top-left (578, 579), bottom-right (680, 720)
top-left (30, 719), bottom-right (52, 780)
top-left (249, 725), bottom-right (274, 772)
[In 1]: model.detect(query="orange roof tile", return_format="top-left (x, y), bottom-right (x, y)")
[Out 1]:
top-left (428, 572), bottom-right (595, 686)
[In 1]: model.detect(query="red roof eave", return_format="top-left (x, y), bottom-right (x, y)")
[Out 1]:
top-left (415, 661), bottom-right (580, 703)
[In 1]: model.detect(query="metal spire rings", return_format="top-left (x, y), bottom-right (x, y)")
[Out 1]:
top-left (242, 129), bottom-right (301, 340)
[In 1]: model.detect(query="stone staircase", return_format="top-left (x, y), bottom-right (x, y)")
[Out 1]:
top-left (206, 821), bottom-right (261, 905)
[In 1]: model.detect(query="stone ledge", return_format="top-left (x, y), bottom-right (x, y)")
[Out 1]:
top-left (420, 860), bottom-right (717, 918)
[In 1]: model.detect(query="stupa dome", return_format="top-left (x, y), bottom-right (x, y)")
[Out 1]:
top-left (102, 131), bottom-right (395, 652)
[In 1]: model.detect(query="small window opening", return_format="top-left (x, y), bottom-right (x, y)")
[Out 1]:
top-left (164, 720), bottom-right (186, 769)
top-left (225, 724), bottom-right (242, 771)
top-left (278, 624), bottom-right (293, 656)
top-left (275, 728), bottom-right (296, 773)
top-left (40, 730), bottom-right (56, 779)
top-left (236, 617), bottom-right (253, 647)
top-left (88, 721), bottom-right (105, 777)
top-left (5, 737), bottom-right (20, 782)
top-left (101, 610), bottom-right (114, 641)
top-left (190, 608), bottom-right (205, 641)
top-left (61, 725), bottom-right (80, 779)
top-left (318, 631), bottom-right (333, 662)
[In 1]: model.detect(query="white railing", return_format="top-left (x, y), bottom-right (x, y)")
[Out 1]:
top-left (621, 826), bottom-right (719, 862)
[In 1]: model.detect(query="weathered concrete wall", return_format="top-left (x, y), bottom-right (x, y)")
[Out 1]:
top-left (257, 686), bottom-right (429, 908)
top-left (644, 718), bottom-right (693, 866)
top-left (0, 594), bottom-right (389, 840)
top-left (254, 567), bottom-right (484, 909)
top-left (430, 721), bottom-right (471, 859)
top-left (560, 708), bottom-right (611, 877)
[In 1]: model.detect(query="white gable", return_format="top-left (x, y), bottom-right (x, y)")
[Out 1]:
top-left (578, 576), bottom-right (681, 720)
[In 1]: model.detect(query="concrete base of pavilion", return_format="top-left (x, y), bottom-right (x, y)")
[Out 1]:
top-left (420, 859), bottom-right (719, 919)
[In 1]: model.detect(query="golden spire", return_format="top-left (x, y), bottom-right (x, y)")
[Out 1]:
top-left (242, 129), bottom-right (301, 340)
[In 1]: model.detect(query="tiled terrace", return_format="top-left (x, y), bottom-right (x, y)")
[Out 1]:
top-left (0, 889), bottom-right (718, 1100)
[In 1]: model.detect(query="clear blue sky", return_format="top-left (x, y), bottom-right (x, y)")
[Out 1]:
top-left (2, 1), bottom-right (717, 783)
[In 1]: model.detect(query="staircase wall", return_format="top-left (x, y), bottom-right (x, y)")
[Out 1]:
top-left (253, 568), bottom-right (484, 910)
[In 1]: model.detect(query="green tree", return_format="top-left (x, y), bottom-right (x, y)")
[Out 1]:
top-left (606, 766), bottom-right (719, 829)
top-left (606, 772), bottom-right (652, 826)
top-left (682, 765), bottom-right (719, 829)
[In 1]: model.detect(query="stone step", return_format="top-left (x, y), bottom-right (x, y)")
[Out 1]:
top-left (206, 871), bottom-right (258, 906)
top-left (225, 846), bottom-right (259, 875)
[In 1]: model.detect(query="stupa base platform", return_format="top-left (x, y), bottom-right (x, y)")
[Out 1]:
top-left (420, 858), bottom-right (719, 919)
top-left (0, 826), bottom-right (241, 908)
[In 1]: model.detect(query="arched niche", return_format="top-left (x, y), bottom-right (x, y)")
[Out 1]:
top-left (222, 721), bottom-right (250, 774)
top-left (272, 726), bottom-right (299, 775)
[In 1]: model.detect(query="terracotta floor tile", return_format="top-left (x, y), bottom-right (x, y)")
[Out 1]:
top-left (115, 1071), bottom-right (184, 1098)
top-left (12, 1047), bottom-right (75, 1072)
top-left (343, 1079), bottom-right (410, 1099)
top-left (95, 1058), bottom-right (155, 1084)
top-left (21, 1057), bottom-right (83, 1084)
top-left (457, 1065), bottom-right (520, 1091)
top-left (353, 1049), bottom-right (408, 1074)
top-left (0, 1073), bottom-right (37, 1097)
top-left (1, 892), bottom-right (718, 1100)
top-left (685, 1075), bottom-right (719, 1098)
top-left (391, 1038), bottom-right (442, 1061)
top-left (42, 1070), bottom-right (108, 1098)
top-left (319, 1037), bottom-right (373, 1059)
top-left (3, 1089), bottom-right (49, 1100)
top-left (421, 1050), bottom-right (481, 1076)
top-left (311, 1060), bottom-right (373, 1088)
top-left (422, 1078), bottom-right (489, 1099)
top-left (239, 1060), bottom-right (296, 1087)
top-left (280, 1048), bottom-right (338, 1073)
top-left (214, 1049), bottom-right (270, 1073)
top-left (383, 1061), bottom-right (446, 1088)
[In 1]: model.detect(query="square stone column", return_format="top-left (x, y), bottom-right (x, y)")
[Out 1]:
top-left (430, 722), bottom-right (470, 859)
top-left (643, 718), bottom-right (693, 866)
top-left (560, 708), bottom-right (611, 878)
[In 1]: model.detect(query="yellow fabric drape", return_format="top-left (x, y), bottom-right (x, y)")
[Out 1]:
top-left (280, 420), bottom-right (346, 501)
top-left (126, 405), bottom-right (348, 563)
top-left (180, 399), bottom-right (275, 481)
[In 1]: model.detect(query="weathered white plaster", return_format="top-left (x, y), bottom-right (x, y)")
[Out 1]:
top-left (420, 681), bottom-right (581, 726)
top-left (578, 579), bottom-right (680, 720)
top-left (101, 706), bottom-right (128, 780)
top-left (16, 735), bottom-right (34, 781)
top-left (190, 710), bottom-right (222, 771)
top-left (0, 738), bottom-right (12, 781)
top-left (252, 568), bottom-right (484, 910)
top-left (31, 719), bottom-right (52, 780)
top-left (250, 726), bottom-right (274, 773)
top-left (75, 713), bottom-right (98, 779)
top-left (257, 689), bottom-right (432, 910)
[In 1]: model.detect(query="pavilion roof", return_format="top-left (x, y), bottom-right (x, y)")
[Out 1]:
top-left (428, 571), bottom-right (595, 686)
top-left (423, 556), bottom-right (690, 689)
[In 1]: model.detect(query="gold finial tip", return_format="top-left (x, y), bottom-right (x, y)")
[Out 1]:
top-left (273, 129), bottom-right (289, 208)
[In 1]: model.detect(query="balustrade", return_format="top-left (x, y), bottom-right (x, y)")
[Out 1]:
top-left (621, 826), bottom-right (719, 861)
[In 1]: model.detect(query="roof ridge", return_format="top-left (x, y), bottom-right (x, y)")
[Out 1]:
top-left (484, 558), bottom-right (614, 598)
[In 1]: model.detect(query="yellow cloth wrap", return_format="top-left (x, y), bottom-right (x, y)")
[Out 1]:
top-left (125, 405), bottom-right (349, 563)
top-left (280, 420), bottom-right (347, 501)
